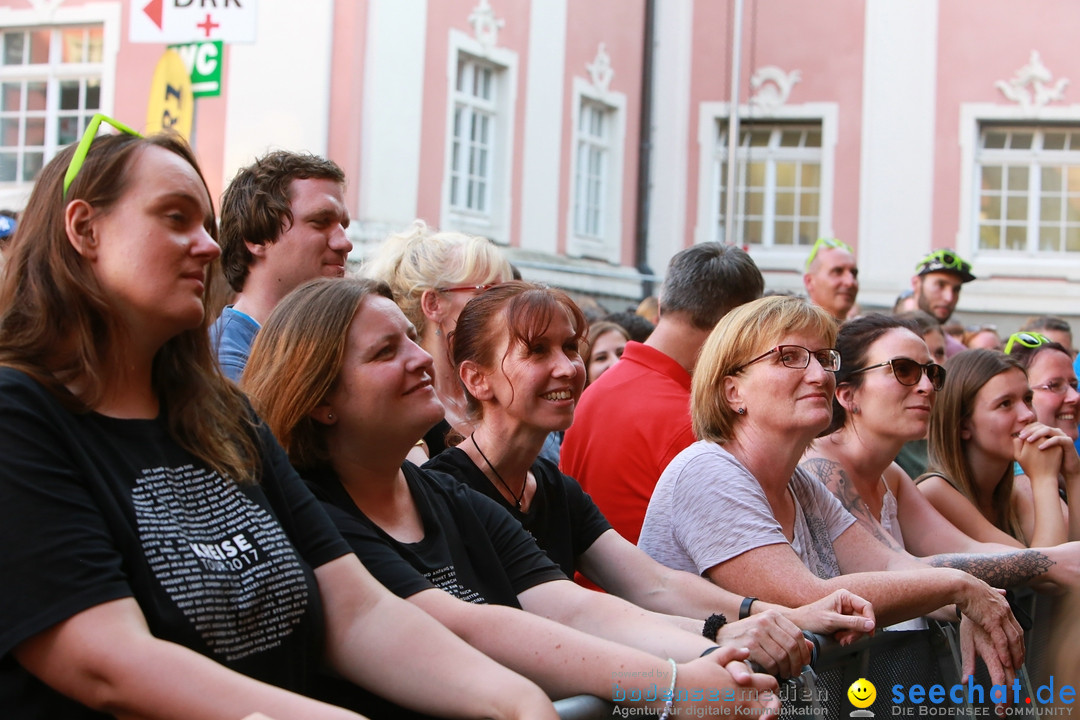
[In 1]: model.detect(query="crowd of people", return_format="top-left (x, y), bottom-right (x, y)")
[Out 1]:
top-left (0, 119), bottom-right (1077, 719)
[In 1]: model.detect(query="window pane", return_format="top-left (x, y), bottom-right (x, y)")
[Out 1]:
top-left (779, 129), bottom-right (803, 147)
top-left (1040, 195), bottom-right (1062, 222)
top-left (774, 220), bottom-right (794, 245)
top-left (1042, 166), bottom-right (1064, 191)
top-left (0, 118), bottom-right (19, 146)
top-left (801, 163), bottom-right (821, 188)
top-left (981, 193), bottom-right (1002, 221)
top-left (22, 151), bottom-right (42, 181)
top-left (61, 28), bottom-right (85, 63)
top-left (29, 30), bottom-right (49, 64)
top-left (982, 165), bottom-right (1002, 191)
top-left (57, 115), bottom-right (79, 145)
top-left (1039, 225), bottom-right (1060, 252)
top-left (456, 60), bottom-right (467, 93)
top-left (775, 190), bottom-right (795, 216)
top-left (1067, 225), bottom-right (1080, 252)
top-left (1, 83), bottom-right (20, 112)
top-left (1007, 166), bottom-right (1029, 190)
top-left (25, 117), bottom-right (44, 146)
top-left (745, 189), bottom-right (765, 216)
top-left (746, 161), bottom-right (766, 189)
top-left (796, 221), bottom-right (816, 246)
top-left (800, 191), bottom-right (819, 217)
top-left (87, 27), bottom-right (103, 63)
top-left (86, 80), bottom-right (100, 110)
top-left (748, 129), bottom-right (770, 147)
top-left (1006, 196), bottom-right (1027, 221)
top-left (1009, 132), bottom-right (1033, 150)
top-left (979, 224), bottom-right (1001, 250)
top-left (1044, 132), bottom-right (1067, 151)
top-left (27, 81), bottom-right (46, 111)
top-left (983, 131), bottom-right (1007, 149)
top-left (59, 80), bottom-right (80, 110)
top-left (743, 219), bottom-right (762, 245)
top-left (0, 152), bottom-right (15, 181)
top-left (805, 129), bottom-right (822, 148)
top-left (1005, 225), bottom-right (1026, 250)
top-left (3, 33), bottom-right (25, 65)
top-left (775, 162), bottom-right (796, 189)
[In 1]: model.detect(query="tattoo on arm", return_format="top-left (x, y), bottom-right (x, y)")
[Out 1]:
top-left (928, 551), bottom-right (1054, 588)
top-left (800, 457), bottom-right (905, 553)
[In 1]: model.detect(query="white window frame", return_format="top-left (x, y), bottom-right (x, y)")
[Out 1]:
top-left (441, 29), bottom-right (516, 244)
top-left (566, 77), bottom-right (625, 264)
top-left (959, 103), bottom-right (1080, 281)
top-left (0, 2), bottom-right (120, 210)
top-left (696, 102), bottom-right (837, 274)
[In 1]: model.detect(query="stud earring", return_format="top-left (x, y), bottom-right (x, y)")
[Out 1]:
top-left (327, 413), bottom-right (335, 421)
top-left (737, 407), bottom-right (746, 415)
top-left (850, 406), bottom-right (860, 415)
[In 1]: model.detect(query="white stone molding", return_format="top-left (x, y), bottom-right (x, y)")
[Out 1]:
top-left (468, 0), bottom-right (504, 52)
top-left (749, 66), bottom-right (801, 112)
top-left (995, 50), bottom-right (1069, 112)
top-left (586, 43), bottom-right (614, 95)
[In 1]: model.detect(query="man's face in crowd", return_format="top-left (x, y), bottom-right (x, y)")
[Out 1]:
top-left (913, 271), bottom-right (964, 324)
top-left (803, 247), bottom-right (859, 320)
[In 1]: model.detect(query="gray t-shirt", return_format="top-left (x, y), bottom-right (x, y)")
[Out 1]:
top-left (638, 441), bottom-right (855, 579)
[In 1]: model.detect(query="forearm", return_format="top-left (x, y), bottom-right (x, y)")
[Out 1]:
top-left (13, 600), bottom-right (360, 720)
top-left (415, 592), bottom-right (687, 702)
top-left (536, 586), bottom-right (714, 661)
top-left (1029, 476), bottom-right (1068, 548)
top-left (926, 549), bottom-right (1055, 589)
top-left (1067, 472), bottom-right (1080, 542)
top-left (327, 591), bottom-right (551, 720)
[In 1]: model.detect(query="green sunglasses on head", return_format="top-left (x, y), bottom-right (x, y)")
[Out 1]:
top-left (1003, 331), bottom-right (1051, 355)
top-left (805, 237), bottom-right (854, 271)
top-left (63, 113), bottom-right (142, 200)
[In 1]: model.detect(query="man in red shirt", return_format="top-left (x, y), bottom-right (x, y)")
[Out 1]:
top-left (561, 243), bottom-right (763, 543)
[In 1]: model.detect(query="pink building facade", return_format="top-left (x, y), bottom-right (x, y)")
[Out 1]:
top-left (2, 0), bottom-right (1078, 323)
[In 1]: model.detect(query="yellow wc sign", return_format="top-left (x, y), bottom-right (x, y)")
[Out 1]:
top-left (146, 49), bottom-right (194, 139)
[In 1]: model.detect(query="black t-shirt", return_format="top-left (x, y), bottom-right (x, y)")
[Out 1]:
top-left (424, 448), bottom-right (612, 577)
top-left (307, 463), bottom-right (566, 608)
top-left (0, 368), bottom-right (351, 718)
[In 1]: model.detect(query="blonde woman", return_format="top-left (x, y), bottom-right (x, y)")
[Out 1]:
top-left (363, 220), bottom-right (512, 454)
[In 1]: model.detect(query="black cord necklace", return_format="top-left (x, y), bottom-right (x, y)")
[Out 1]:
top-left (470, 434), bottom-right (524, 510)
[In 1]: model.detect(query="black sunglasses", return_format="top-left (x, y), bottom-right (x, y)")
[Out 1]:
top-left (847, 357), bottom-right (946, 391)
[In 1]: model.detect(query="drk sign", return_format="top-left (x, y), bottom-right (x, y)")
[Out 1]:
top-left (130, 0), bottom-right (258, 44)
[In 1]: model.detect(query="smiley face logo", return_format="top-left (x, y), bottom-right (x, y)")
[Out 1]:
top-left (847, 678), bottom-right (876, 708)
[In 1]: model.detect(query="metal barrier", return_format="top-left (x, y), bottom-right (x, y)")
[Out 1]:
top-left (552, 607), bottom-right (1056, 720)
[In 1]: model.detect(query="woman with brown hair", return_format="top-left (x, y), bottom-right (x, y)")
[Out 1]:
top-left (427, 282), bottom-right (878, 677)
top-left (243, 277), bottom-right (782, 718)
top-left (799, 314), bottom-right (1080, 601)
top-left (0, 118), bottom-right (553, 720)
top-left (918, 347), bottom-right (1078, 548)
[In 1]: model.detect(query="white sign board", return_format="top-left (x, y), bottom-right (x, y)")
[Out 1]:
top-left (130, 0), bottom-right (258, 44)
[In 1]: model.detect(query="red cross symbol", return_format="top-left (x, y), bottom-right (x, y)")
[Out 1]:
top-left (196, 13), bottom-right (220, 38)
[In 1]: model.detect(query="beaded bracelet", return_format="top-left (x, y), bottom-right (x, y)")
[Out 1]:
top-left (659, 658), bottom-right (678, 720)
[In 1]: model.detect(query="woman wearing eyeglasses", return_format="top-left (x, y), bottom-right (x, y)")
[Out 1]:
top-left (363, 221), bottom-right (513, 457)
top-left (639, 296), bottom-right (1025, 686)
top-left (800, 315), bottom-right (1080, 600)
top-left (917, 332), bottom-right (1079, 548)
top-left (0, 121), bottom-right (556, 719)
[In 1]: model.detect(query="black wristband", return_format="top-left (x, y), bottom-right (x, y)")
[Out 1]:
top-left (739, 596), bottom-right (758, 620)
top-left (702, 613), bottom-right (727, 641)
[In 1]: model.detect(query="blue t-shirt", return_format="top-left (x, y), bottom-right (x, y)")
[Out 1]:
top-left (210, 306), bottom-right (260, 382)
